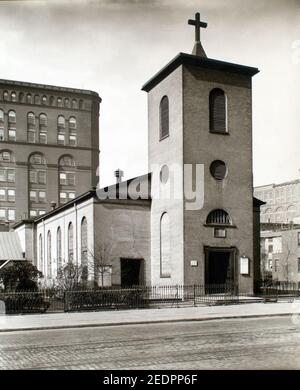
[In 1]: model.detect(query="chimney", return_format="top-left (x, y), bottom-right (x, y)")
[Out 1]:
top-left (114, 169), bottom-right (124, 184)
top-left (50, 201), bottom-right (56, 210)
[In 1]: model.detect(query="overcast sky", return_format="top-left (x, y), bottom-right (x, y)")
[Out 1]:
top-left (0, 0), bottom-right (299, 187)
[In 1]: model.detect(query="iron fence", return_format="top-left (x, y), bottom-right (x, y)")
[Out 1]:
top-left (0, 283), bottom-right (240, 314)
top-left (259, 281), bottom-right (300, 302)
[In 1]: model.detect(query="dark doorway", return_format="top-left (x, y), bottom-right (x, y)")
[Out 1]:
top-left (120, 258), bottom-right (143, 287)
top-left (205, 247), bottom-right (236, 290)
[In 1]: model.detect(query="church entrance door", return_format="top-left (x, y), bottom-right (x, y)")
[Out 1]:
top-left (120, 258), bottom-right (144, 287)
top-left (204, 247), bottom-right (237, 293)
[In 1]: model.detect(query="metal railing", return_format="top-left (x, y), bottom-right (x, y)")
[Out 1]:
top-left (0, 283), bottom-right (240, 314)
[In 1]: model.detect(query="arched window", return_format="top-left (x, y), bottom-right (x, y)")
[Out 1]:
top-left (39, 233), bottom-right (44, 274)
top-left (287, 205), bottom-right (296, 223)
top-left (79, 99), bottom-right (84, 110)
top-left (68, 222), bottom-right (74, 263)
top-left (160, 212), bottom-right (171, 277)
top-left (47, 231), bottom-right (52, 279)
top-left (8, 110), bottom-right (16, 123)
top-left (57, 115), bottom-right (66, 145)
top-left (11, 92), bottom-right (16, 102)
top-left (57, 97), bottom-right (62, 106)
top-left (64, 98), bottom-right (70, 108)
top-left (57, 227), bottom-right (62, 271)
top-left (3, 91), bottom-right (8, 101)
top-left (49, 96), bottom-right (55, 106)
top-left (18, 92), bottom-right (24, 102)
top-left (81, 217), bottom-right (88, 281)
top-left (72, 99), bottom-right (77, 109)
top-left (39, 114), bottom-right (47, 144)
top-left (69, 117), bottom-right (77, 146)
top-left (209, 88), bottom-right (227, 133)
top-left (34, 94), bottom-right (40, 104)
top-left (8, 111), bottom-right (16, 141)
top-left (58, 155), bottom-right (76, 204)
top-left (206, 209), bottom-right (232, 225)
top-left (0, 110), bottom-right (4, 141)
top-left (26, 94), bottom-right (32, 104)
top-left (42, 95), bottom-right (47, 105)
top-left (27, 112), bottom-right (36, 143)
top-left (159, 96), bottom-right (169, 140)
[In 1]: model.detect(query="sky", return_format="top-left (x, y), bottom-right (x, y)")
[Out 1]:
top-left (0, 0), bottom-right (299, 187)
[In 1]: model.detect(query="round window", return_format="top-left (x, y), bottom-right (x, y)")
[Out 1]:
top-left (160, 164), bottom-right (169, 184)
top-left (210, 160), bottom-right (227, 180)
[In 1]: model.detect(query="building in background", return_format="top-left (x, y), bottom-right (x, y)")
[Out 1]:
top-left (0, 79), bottom-right (100, 226)
top-left (254, 179), bottom-right (300, 224)
top-left (260, 222), bottom-right (300, 284)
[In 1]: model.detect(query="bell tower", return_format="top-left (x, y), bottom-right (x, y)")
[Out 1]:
top-left (142, 13), bottom-right (259, 294)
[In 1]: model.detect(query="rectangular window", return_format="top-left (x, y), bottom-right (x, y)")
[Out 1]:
top-left (69, 135), bottom-right (77, 146)
top-left (39, 133), bottom-right (47, 144)
top-left (275, 259), bottom-right (279, 272)
top-left (68, 192), bottom-right (76, 200)
top-left (0, 169), bottom-right (5, 182)
top-left (39, 191), bottom-right (46, 202)
top-left (298, 232), bottom-right (300, 246)
top-left (8, 129), bottom-right (16, 141)
top-left (269, 259), bottom-right (273, 270)
top-left (8, 209), bottom-right (15, 221)
top-left (58, 134), bottom-right (65, 145)
top-left (30, 190), bottom-right (37, 202)
top-left (60, 192), bottom-right (67, 203)
top-left (0, 189), bottom-right (5, 201)
top-left (298, 258), bottom-right (300, 273)
top-left (59, 173), bottom-right (67, 185)
top-left (7, 169), bottom-right (15, 182)
top-left (39, 210), bottom-right (45, 216)
top-left (29, 171), bottom-right (37, 184)
top-left (214, 228), bottom-right (226, 238)
top-left (2, 152), bottom-right (10, 161)
top-left (68, 173), bottom-right (75, 186)
top-left (0, 209), bottom-right (5, 219)
top-left (38, 171), bottom-right (46, 184)
top-left (28, 131), bottom-right (35, 143)
top-left (0, 129), bottom-right (4, 141)
top-left (30, 210), bottom-right (37, 218)
top-left (7, 189), bottom-right (15, 202)
top-left (268, 245), bottom-right (273, 253)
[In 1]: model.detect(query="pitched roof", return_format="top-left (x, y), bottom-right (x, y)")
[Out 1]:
top-left (142, 52), bottom-right (259, 92)
top-left (0, 232), bottom-right (24, 261)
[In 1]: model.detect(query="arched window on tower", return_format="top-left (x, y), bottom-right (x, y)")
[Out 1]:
top-left (69, 117), bottom-right (77, 146)
top-left (57, 115), bottom-right (65, 145)
top-left (11, 92), bottom-right (16, 102)
top-left (0, 110), bottom-right (4, 141)
top-left (209, 88), bottom-right (227, 133)
top-left (159, 96), bottom-right (169, 140)
top-left (26, 94), bottom-right (32, 104)
top-left (3, 91), bottom-right (8, 101)
top-left (81, 217), bottom-right (88, 282)
top-left (68, 222), bottom-right (74, 263)
top-left (206, 209), bottom-right (232, 225)
top-left (8, 111), bottom-right (16, 141)
top-left (42, 95), bottom-right (47, 105)
top-left (58, 155), bottom-right (76, 204)
top-left (27, 112), bottom-right (36, 143)
top-left (18, 92), bottom-right (24, 102)
top-left (160, 212), bottom-right (171, 277)
top-left (39, 114), bottom-right (47, 144)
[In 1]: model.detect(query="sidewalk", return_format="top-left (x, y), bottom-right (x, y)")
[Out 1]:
top-left (1, 300), bottom-right (300, 332)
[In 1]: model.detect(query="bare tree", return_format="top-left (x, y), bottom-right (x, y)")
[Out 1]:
top-left (56, 261), bottom-right (84, 291)
top-left (88, 242), bottom-right (114, 288)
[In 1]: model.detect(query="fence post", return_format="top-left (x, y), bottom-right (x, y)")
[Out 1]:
top-left (193, 285), bottom-right (196, 307)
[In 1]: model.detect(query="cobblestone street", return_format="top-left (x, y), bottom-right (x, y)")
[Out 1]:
top-left (0, 316), bottom-right (300, 370)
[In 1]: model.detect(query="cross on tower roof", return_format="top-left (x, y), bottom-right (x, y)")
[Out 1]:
top-left (188, 12), bottom-right (208, 58)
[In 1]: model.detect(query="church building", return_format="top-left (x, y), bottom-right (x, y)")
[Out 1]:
top-left (9, 13), bottom-right (263, 294)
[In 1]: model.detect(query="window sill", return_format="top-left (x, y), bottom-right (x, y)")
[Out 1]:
top-left (203, 223), bottom-right (237, 229)
top-left (160, 274), bottom-right (171, 278)
top-left (209, 130), bottom-right (230, 135)
top-left (159, 134), bottom-right (169, 142)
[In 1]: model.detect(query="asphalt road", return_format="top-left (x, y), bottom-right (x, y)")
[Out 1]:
top-left (0, 316), bottom-right (300, 370)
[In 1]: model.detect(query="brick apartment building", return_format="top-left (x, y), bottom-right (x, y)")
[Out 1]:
top-left (0, 79), bottom-right (100, 226)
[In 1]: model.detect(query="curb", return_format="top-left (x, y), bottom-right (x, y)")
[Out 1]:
top-left (0, 312), bottom-right (293, 333)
